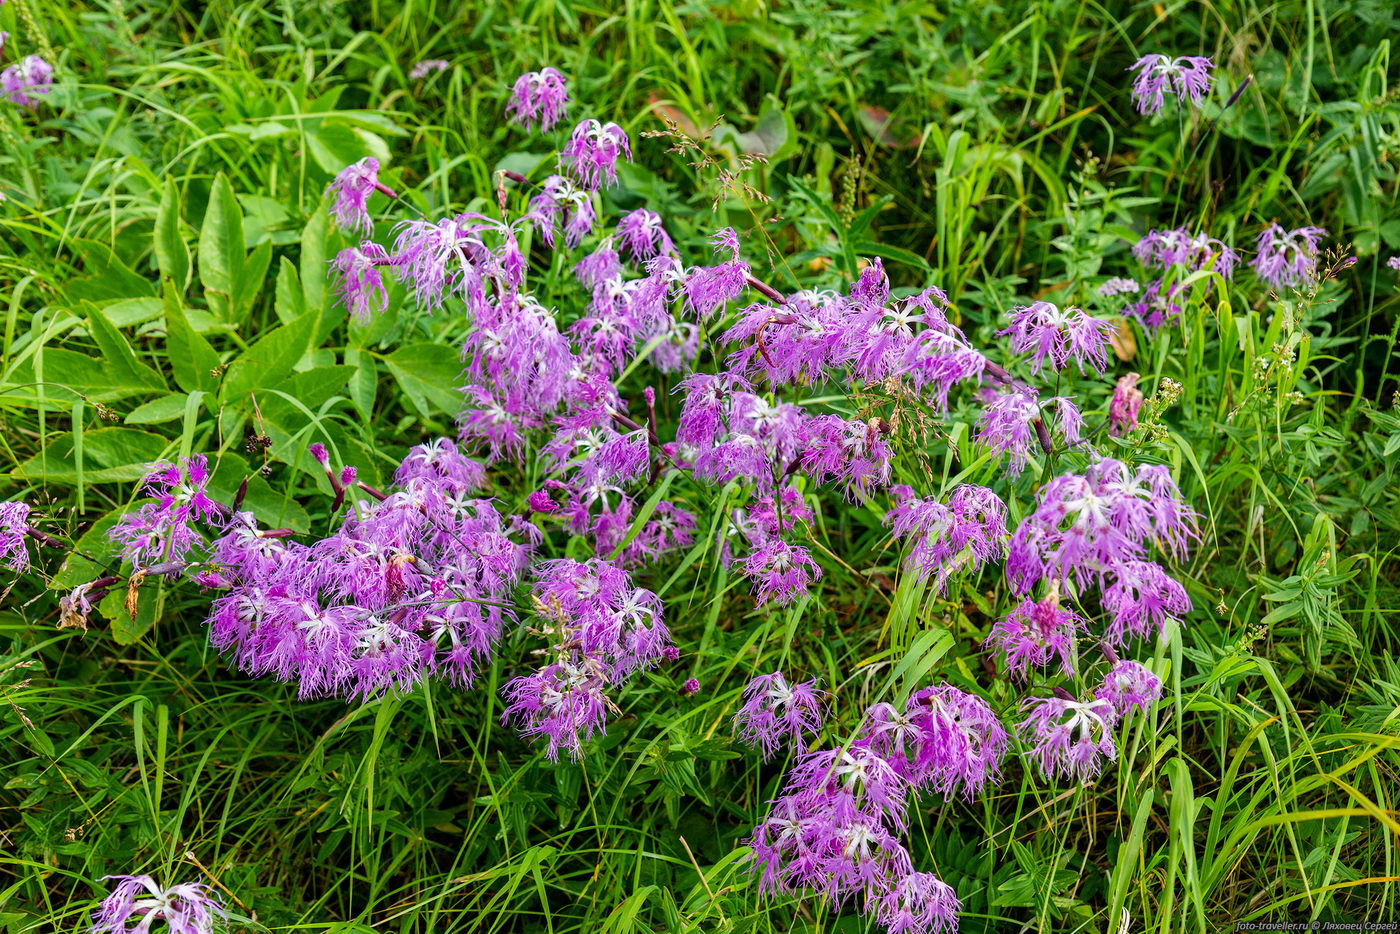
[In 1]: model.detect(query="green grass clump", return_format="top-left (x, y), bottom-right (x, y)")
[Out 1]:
top-left (1, 1), bottom-right (1398, 932)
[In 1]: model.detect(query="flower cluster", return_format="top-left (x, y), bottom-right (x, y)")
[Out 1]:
top-left (733, 670), bottom-right (829, 758)
top-left (326, 157), bottom-right (397, 236)
top-left (747, 680), bottom-right (1004, 933)
top-left (203, 440), bottom-right (531, 701)
top-left (999, 301), bottom-right (1114, 375)
top-left (502, 557), bottom-right (669, 758)
top-left (90, 875), bottom-right (223, 934)
top-left (884, 484), bottom-right (1007, 592)
top-left (1253, 223), bottom-right (1327, 290)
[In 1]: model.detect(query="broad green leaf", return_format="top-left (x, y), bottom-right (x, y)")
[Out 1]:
top-left (274, 257), bottom-right (307, 324)
top-left (4, 348), bottom-right (164, 406)
top-left (85, 305), bottom-right (167, 395)
top-left (11, 428), bottom-right (170, 483)
top-left (300, 207), bottom-right (329, 313)
top-left (124, 393), bottom-right (193, 425)
top-left (154, 176), bottom-right (190, 294)
top-left (382, 343), bottom-right (463, 417)
top-left (198, 173), bottom-right (245, 321)
top-left (162, 281), bottom-right (220, 394)
top-left (220, 312), bottom-right (320, 403)
top-left (233, 239), bottom-right (273, 323)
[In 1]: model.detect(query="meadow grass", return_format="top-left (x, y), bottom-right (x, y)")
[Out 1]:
top-left (1, 1), bottom-right (1398, 932)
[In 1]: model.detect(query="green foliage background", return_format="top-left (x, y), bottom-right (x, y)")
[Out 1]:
top-left (1, 0), bottom-right (1399, 931)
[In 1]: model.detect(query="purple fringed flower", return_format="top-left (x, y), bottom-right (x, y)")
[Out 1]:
top-left (741, 538), bottom-right (822, 606)
top-left (507, 67), bottom-right (569, 131)
top-left (526, 175), bottom-right (595, 249)
top-left (0, 501), bottom-right (31, 572)
top-left (874, 872), bottom-right (961, 934)
top-left (1101, 559), bottom-right (1192, 645)
top-left (616, 208), bottom-right (674, 261)
top-left (501, 660), bottom-right (611, 760)
top-left (1095, 659), bottom-right (1163, 717)
top-left (975, 391), bottom-right (1080, 474)
top-left (1000, 301), bottom-right (1114, 374)
top-left (682, 228), bottom-right (749, 318)
top-left (1097, 277), bottom-right (1141, 298)
top-left (90, 874), bottom-right (223, 934)
top-left (1128, 55), bottom-right (1214, 116)
top-left (985, 592), bottom-right (1084, 678)
top-left (331, 242), bottom-right (391, 322)
top-left (560, 119), bottom-right (631, 190)
top-left (1017, 695), bottom-right (1118, 783)
top-left (326, 157), bottom-right (396, 236)
top-left (884, 484), bottom-right (1007, 593)
top-left (109, 455), bottom-right (224, 570)
top-left (733, 670), bottom-right (828, 758)
top-left (409, 59), bottom-right (449, 79)
top-left (862, 683), bottom-right (1008, 797)
top-left (1006, 457), bottom-right (1198, 597)
top-left (2, 55), bottom-right (53, 108)
top-left (798, 415), bottom-right (894, 501)
top-left (1133, 227), bottom-right (1238, 278)
top-left (1108, 373), bottom-right (1144, 436)
top-left (1124, 278), bottom-right (1185, 330)
top-left (1253, 223), bottom-right (1327, 289)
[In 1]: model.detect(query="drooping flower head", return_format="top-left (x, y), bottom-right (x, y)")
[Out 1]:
top-left (507, 67), bottom-right (569, 131)
top-left (874, 872), bottom-right (961, 934)
top-left (1017, 694), bottom-right (1118, 783)
top-left (326, 157), bottom-right (396, 236)
top-left (0, 500), bottom-right (31, 572)
top-left (616, 208), bottom-right (674, 261)
top-left (999, 301), bottom-right (1114, 374)
top-left (862, 683), bottom-right (1009, 798)
top-left (1, 55), bottom-right (54, 108)
top-left (1108, 372), bottom-right (1144, 436)
top-left (1128, 55), bottom-right (1214, 116)
top-left (560, 119), bottom-right (631, 190)
top-left (733, 670), bottom-right (829, 758)
top-left (1252, 223), bottom-right (1327, 290)
top-left (331, 242), bottom-right (391, 322)
top-left (90, 874), bottom-right (223, 934)
top-left (975, 391), bottom-right (1081, 474)
top-left (884, 484), bottom-right (1007, 593)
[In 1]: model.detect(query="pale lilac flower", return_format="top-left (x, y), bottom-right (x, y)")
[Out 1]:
top-left (884, 484), bottom-right (1007, 593)
top-left (109, 455), bottom-right (224, 570)
top-left (733, 670), bottom-right (829, 758)
top-left (1000, 301), bottom-right (1114, 374)
top-left (1097, 277), bottom-right (1141, 298)
top-left (2, 55), bottom-right (53, 108)
top-left (1095, 659), bottom-right (1163, 717)
top-left (789, 744), bottom-right (912, 829)
top-left (1124, 278), bottom-right (1185, 330)
top-left (616, 208), bottom-right (674, 261)
top-left (682, 228), bottom-right (749, 318)
top-left (1388, 256), bottom-right (1400, 271)
top-left (1133, 227), bottom-right (1238, 278)
top-left (501, 660), bottom-right (611, 760)
top-left (560, 119), bottom-right (630, 189)
top-left (0, 501), bottom-right (31, 572)
top-left (326, 157), bottom-right (396, 236)
top-left (1108, 372), bottom-right (1144, 436)
top-left (90, 874), bottom-right (223, 934)
top-left (1253, 223), bottom-right (1326, 289)
top-left (985, 593), bottom-right (1084, 678)
top-left (874, 872), bottom-right (961, 934)
top-left (1128, 55), bottom-right (1214, 116)
top-left (526, 175), bottom-right (595, 248)
top-left (409, 59), bottom-right (449, 79)
top-left (507, 67), bottom-right (569, 131)
top-left (741, 538), bottom-right (822, 606)
top-left (1017, 695), bottom-right (1118, 783)
top-left (331, 242), bottom-right (390, 322)
top-left (1101, 559), bottom-right (1192, 645)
